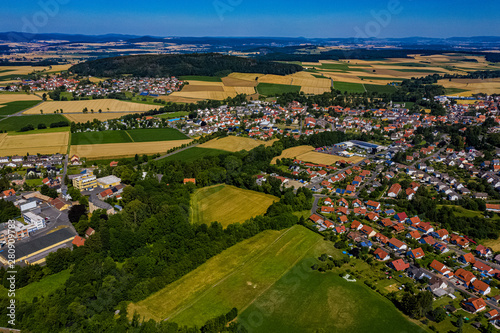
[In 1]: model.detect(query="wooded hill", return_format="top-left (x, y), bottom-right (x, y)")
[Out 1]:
top-left (69, 53), bottom-right (303, 77)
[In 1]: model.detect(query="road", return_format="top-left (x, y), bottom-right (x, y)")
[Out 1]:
top-left (61, 154), bottom-right (69, 195)
top-left (141, 143), bottom-right (200, 166)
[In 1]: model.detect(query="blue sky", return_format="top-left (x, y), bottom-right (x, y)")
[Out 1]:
top-left (1, 0), bottom-right (499, 37)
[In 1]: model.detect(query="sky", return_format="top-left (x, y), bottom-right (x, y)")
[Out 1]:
top-left (1, 0), bottom-right (499, 38)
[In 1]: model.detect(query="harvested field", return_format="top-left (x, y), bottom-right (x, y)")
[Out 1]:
top-left (438, 78), bottom-right (500, 95)
top-left (227, 73), bottom-right (265, 81)
top-left (160, 95), bottom-right (205, 103)
top-left (258, 74), bottom-right (293, 85)
top-left (23, 99), bottom-right (157, 114)
top-left (169, 91), bottom-right (233, 100)
top-left (223, 86), bottom-right (256, 95)
top-left (70, 139), bottom-right (192, 159)
top-left (63, 112), bottom-right (135, 123)
top-left (181, 85), bottom-right (224, 92)
top-left (0, 132), bottom-right (69, 155)
top-left (272, 145), bottom-right (364, 165)
top-left (301, 86), bottom-right (331, 94)
top-left (221, 77), bottom-right (258, 87)
top-left (199, 136), bottom-right (276, 152)
top-left (0, 93), bottom-right (41, 103)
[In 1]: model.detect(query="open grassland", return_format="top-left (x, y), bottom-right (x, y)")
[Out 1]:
top-left (70, 139), bottom-right (192, 159)
top-left (179, 76), bottom-right (222, 82)
top-left (333, 81), bottom-right (366, 93)
top-left (71, 128), bottom-right (188, 145)
top-left (157, 111), bottom-right (190, 119)
top-left (23, 99), bottom-right (157, 114)
top-left (16, 269), bottom-right (71, 303)
top-left (0, 114), bottom-right (68, 132)
top-left (63, 112), bottom-right (137, 123)
top-left (128, 226), bottom-right (320, 324)
top-left (198, 136), bottom-right (276, 152)
top-left (272, 145), bottom-right (364, 165)
top-left (162, 147), bottom-right (228, 163)
top-left (239, 261), bottom-right (425, 333)
top-left (0, 100), bottom-right (42, 116)
top-left (129, 225), bottom-right (423, 332)
top-left (0, 132), bottom-right (69, 156)
top-left (190, 184), bottom-right (278, 227)
top-left (256, 83), bottom-right (301, 96)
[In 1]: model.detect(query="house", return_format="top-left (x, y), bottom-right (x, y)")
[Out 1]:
top-left (338, 215), bottom-right (348, 224)
top-left (429, 260), bottom-right (453, 277)
top-left (72, 172), bottom-right (98, 191)
top-left (428, 276), bottom-right (449, 297)
top-left (475, 245), bottom-right (493, 258)
top-left (392, 223), bottom-right (405, 233)
top-left (350, 220), bottom-right (363, 230)
top-left (473, 261), bottom-right (493, 275)
top-left (420, 235), bottom-right (436, 246)
top-left (183, 178), bottom-right (196, 185)
top-left (406, 230), bottom-right (421, 240)
top-left (360, 225), bottom-right (376, 238)
top-left (395, 212), bottom-right (408, 222)
top-left (309, 214), bottom-right (324, 224)
top-left (321, 206), bottom-right (336, 214)
top-left (434, 243), bottom-right (450, 254)
top-left (85, 227), bottom-right (95, 239)
top-left (366, 200), bottom-right (380, 210)
top-left (389, 259), bottom-right (410, 271)
top-left (387, 183), bottom-right (402, 198)
top-left (366, 212), bottom-right (379, 221)
top-left (450, 235), bottom-right (470, 249)
top-left (462, 297), bottom-right (486, 313)
top-left (486, 310), bottom-right (498, 319)
top-left (97, 175), bottom-right (121, 188)
top-left (407, 247), bottom-right (425, 260)
top-left (374, 248), bottom-right (390, 261)
top-left (486, 204), bottom-right (500, 213)
top-left (352, 199), bottom-right (363, 208)
top-left (471, 279), bottom-right (491, 295)
top-left (416, 222), bottom-right (434, 234)
top-left (407, 266), bottom-right (432, 280)
top-left (374, 232), bottom-right (389, 244)
top-left (431, 229), bottom-right (449, 240)
top-left (72, 235), bottom-right (86, 247)
top-left (335, 225), bottom-right (346, 234)
top-left (337, 198), bottom-right (349, 207)
top-left (455, 268), bottom-right (476, 286)
top-left (379, 218), bottom-right (394, 228)
top-left (109, 161), bottom-right (119, 167)
top-left (459, 253), bottom-right (476, 265)
top-left (388, 238), bottom-right (407, 251)
top-left (407, 216), bottom-right (421, 226)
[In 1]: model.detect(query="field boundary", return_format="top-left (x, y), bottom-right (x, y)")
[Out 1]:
top-left (124, 130), bottom-right (135, 142)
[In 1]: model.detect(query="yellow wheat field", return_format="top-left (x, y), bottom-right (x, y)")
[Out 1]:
top-left (199, 136), bottom-right (276, 152)
top-left (64, 112), bottom-right (139, 123)
top-left (0, 93), bottom-right (41, 103)
top-left (438, 78), bottom-right (500, 95)
top-left (258, 74), bottom-right (293, 85)
top-left (271, 145), bottom-right (364, 165)
top-left (70, 139), bottom-right (192, 159)
top-left (301, 86), bottom-right (332, 94)
top-left (23, 99), bottom-right (157, 114)
top-left (0, 132), bottom-right (69, 156)
top-left (227, 73), bottom-right (265, 81)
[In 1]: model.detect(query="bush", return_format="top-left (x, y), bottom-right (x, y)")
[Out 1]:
top-left (37, 123), bottom-right (47, 129)
top-left (19, 124), bottom-right (34, 132)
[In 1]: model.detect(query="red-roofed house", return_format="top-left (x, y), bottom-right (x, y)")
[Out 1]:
top-left (459, 253), bottom-right (476, 265)
top-left (309, 214), bottom-right (324, 224)
top-left (388, 238), bottom-right (407, 251)
top-left (455, 268), bottom-right (476, 286)
top-left (462, 297), bottom-right (486, 313)
top-left (374, 248), bottom-right (390, 261)
top-left (390, 259), bottom-right (410, 271)
top-left (429, 260), bottom-right (453, 278)
top-left (407, 247), bottom-right (425, 260)
top-left (406, 230), bottom-right (421, 240)
top-left (473, 261), bottom-right (493, 275)
top-left (350, 220), bottom-right (363, 230)
top-left (387, 183), bottom-right (402, 198)
top-left (72, 235), bottom-right (86, 247)
top-left (360, 225), bottom-right (376, 238)
top-left (471, 279), bottom-right (491, 295)
top-left (366, 200), bottom-right (380, 210)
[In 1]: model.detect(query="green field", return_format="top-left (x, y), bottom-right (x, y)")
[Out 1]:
top-left (0, 114), bottom-right (68, 132)
top-left (0, 270), bottom-right (72, 303)
top-left (445, 88), bottom-right (469, 95)
top-left (0, 100), bottom-right (41, 116)
top-left (162, 147), bottom-right (228, 163)
top-left (129, 226), bottom-right (423, 332)
top-left (333, 81), bottom-right (366, 93)
top-left (312, 74), bottom-right (330, 79)
top-left (190, 184), bottom-right (278, 227)
top-left (70, 128), bottom-right (188, 145)
top-left (364, 84), bottom-right (398, 94)
top-left (179, 76), bottom-right (222, 82)
top-left (256, 83), bottom-right (301, 96)
top-left (359, 76), bottom-right (404, 81)
top-left (157, 111), bottom-right (190, 119)
top-left (393, 69), bottom-right (444, 73)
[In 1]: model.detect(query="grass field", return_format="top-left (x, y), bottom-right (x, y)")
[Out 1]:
top-left (198, 136), bottom-right (276, 153)
top-left (333, 81), bottom-right (366, 93)
top-left (0, 93), bottom-right (41, 103)
top-left (71, 128), bottom-right (188, 145)
top-left (157, 111), bottom-right (190, 119)
top-left (129, 225), bottom-right (423, 332)
top-left (190, 184), bottom-right (278, 227)
top-left (256, 83), bottom-right (301, 96)
top-left (63, 112), bottom-right (137, 123)
top-left (0, 100), bottom-right (41, 116)
top-left (162, 147), bottom-right (228, 163)
top-left (0, 114), bottom-right (68, 132)
top-left (179, 76), bottom-right (222, 82)
top-left (70, 139), bottom-right (192, 159)
top-left (16, 270), bottom-right (71, 303)
top-left (0, 131), bottom-right (69, 156)
top-left (272, 145), bottom-right (365, 165)
top-left (364, 84), bottom-right (398, 94)
top-left (22, 99), bottom-right (157, 114)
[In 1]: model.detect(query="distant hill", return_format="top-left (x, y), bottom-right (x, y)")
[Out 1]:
top-left (69, 53), bottom-right (303, 77)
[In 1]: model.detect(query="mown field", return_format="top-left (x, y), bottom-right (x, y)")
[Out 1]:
top-left (0, 114), bottom-right (68, 132)
top-left (272, 145), bottom-right (365, 165)
top-left (256, 83), bottom-right (301, 96)
top-left (22, 99), bottom-right (156, 114)
top-left (198, 136), bottom-right (276, 153)
top-left (0, 100), bottom-right (41, 116)
top-left (161, 147), bottom-right (228, 163)
top-left (129, 225), bottom-right (423, 332)
top-left (71, 128), bottom-right (188, 145)
top-left (190, 184), bottom-right (278, 227)
top-left (17, 270), bottom-right (71, 303)
top-left (157, 111), bottom-right (190, 119)
top-left (0, 131), bottom-right (69, 156)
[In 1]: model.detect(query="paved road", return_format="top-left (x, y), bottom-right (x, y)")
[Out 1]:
top-left (142, 143), bottom-right (200, 165)
top-left (61, 154), bottom-right (69, 195)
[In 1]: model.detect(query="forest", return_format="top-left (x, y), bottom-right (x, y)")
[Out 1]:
top-left (69, 53), bottom-right (303, 77)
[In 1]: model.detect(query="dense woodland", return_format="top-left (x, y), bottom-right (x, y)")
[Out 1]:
top-left (69, 53), bottom-right (303, 77)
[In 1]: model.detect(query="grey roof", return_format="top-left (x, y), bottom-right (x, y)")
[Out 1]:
top-left (90, 194), bottom-right (113, 210)
top-left (0, 228), bottom-right (76, 260)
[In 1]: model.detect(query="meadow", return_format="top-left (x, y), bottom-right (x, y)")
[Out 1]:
top-left (198, 136), bottom-right (276, 153)
top-left (190, 184), bottom-right (278, 227)
top-left (71, 128), bottom-right (188, 145)
top-left (15, 270), bottom-right (71, 303)
top-left (333, 81), bottom-right (366, 93)
top-left (129, 225), bottom-right (423, 332)
top-left (256, 83), bottom-right (301, 96)
top-left (0, 100), bottom-right (41, 116)
top-left (0, 114), bottom-right (68, 132)
top-left (161, 147), bottom-right (229, 163)
top-left (157, 111), bottom-right (190, 119)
